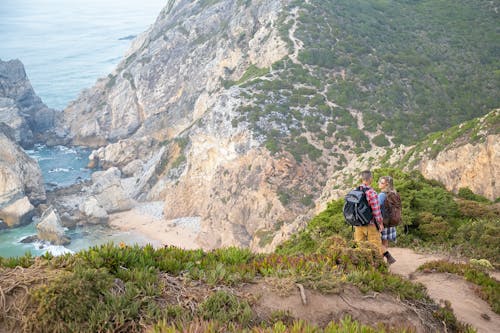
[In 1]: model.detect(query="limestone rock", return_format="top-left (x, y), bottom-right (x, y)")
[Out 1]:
top-left (122, 159), bottom-right (144, 177)
top-left (0, 196), bottom-right (35, 227)
top-left (0, 59), bottom-right (56, 147)
top-left (80, 196), bottom-right (109, 225)
top-left (89, 137), bottom-right (157, 170)
top-left (419, 134), bottom-right (499, 200)
top-left (0, 126), bottom-right (45, 227)
top-left (91, 167), bottom-right (133, 213)
top-left (36, 206), bottom-right (70, 245)
top-left (0, 129), bottom-right (46, 204)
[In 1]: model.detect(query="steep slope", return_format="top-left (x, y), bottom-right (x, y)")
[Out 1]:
top-left (0, 59), bottom-right (56, 148)
top-left (0, 124), bottom-right (46, 228)
top-left (50, 0), bottom-right (499, 249)
top-left (401, 109), bottom-right (499, 201)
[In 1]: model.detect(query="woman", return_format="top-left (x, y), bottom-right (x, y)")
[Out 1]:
top-left (378, 176), bottom-right (397, 264)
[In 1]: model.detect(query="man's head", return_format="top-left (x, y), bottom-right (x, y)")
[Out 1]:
top-left (360, 170), bottom-right (373, 185)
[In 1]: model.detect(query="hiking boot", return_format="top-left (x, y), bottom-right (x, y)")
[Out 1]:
top-left (384, 252), bottom-right (396, 265)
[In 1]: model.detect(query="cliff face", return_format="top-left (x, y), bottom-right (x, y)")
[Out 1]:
top-left (0, 124), bottom-right (46, 227)
top-left (402, 110), bottom-right (499, 201)
top-left (0, 59), bottom-right (56, 148)
top-left (55, 0), bottom-right (288, 147)
top-left (54, 0), bottom-right (308, 250)
top-left (419, 135), bottom-right (499, 200)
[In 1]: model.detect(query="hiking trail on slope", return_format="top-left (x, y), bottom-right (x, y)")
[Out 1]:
top-left (389, 247), bottom-right (500, 333)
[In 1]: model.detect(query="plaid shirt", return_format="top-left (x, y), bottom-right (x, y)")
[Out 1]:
top-left (360, 184), bottom-right (383, 225)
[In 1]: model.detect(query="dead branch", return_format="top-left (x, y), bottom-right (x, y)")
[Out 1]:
top-left (296, 283), bottom-right (307, 305)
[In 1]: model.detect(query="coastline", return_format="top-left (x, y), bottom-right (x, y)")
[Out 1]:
top-left (108, 202), bottom-right (202, 250)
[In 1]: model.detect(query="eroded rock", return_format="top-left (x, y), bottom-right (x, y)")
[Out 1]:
top-left (36, 206), bottom-right (70, 245)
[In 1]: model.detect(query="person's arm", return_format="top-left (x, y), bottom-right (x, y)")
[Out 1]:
top-left (367, 189), bottom-right (383, 230)
top-left (378, 192), bottom-right (386, 206)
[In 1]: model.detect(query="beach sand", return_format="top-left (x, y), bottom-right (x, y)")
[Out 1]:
top-left (108, 202), bottom-right (202, 250)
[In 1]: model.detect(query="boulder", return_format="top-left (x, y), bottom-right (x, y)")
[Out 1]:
top-left (20, 235), bottom-right (39, 243)
top-left (36, 207), bottom-right (70, 245)
top-left (91, 167), bottom-right (133, 213)
top-left (80, 196), bottom-right (109, 224)
top-left (122, 159), bottom-right (144, 177)
top-left (0, 196), bottom-right (35, 227)
top-left (0, 127), bottom-right (46, 206)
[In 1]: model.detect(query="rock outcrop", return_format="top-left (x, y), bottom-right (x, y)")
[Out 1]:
top-left (0, 59), bottom-right (56, 148)
top-left (36, 206), bottom-right (71, 245)
top-left (404, 110), bottom-right (500, 201)
top-left (419, 134), bottom-right (499, 200)
top-left (0, 125), bottom-right (45, 227)
top-left (54, 0), bottom-right (288, 147)
top-left (51, 0), bottom-right (298, 250)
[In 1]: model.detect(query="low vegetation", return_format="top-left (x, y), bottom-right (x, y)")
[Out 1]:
top-left (230, 0), bottom-right (498, 161)
top-left (0, 234), bottom-right (464, 332)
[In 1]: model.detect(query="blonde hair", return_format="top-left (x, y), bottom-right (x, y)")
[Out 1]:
top-left (380, 176), bottom-right (395, 192)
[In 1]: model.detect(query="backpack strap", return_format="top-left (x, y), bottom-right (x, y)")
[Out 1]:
top-left (357, 185), bottom-right (369, 193)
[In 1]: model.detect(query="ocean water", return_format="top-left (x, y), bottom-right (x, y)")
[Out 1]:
top-left (0, 0), bottom-right (166, 110)
top-left (0, 222), bottom-right (161, 258)
top-left (0, 0), bottom-right (166, 257)
top-left (24, 144), bottom-right (93, 189)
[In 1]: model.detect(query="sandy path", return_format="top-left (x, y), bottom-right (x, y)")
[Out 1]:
top-left (108, 203), bottom-right (202, 250)
top-left (388, 247), bottom-right (500, 333)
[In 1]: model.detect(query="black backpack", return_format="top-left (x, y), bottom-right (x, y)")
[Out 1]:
top-left (343, 186), bottom-right (373, 226)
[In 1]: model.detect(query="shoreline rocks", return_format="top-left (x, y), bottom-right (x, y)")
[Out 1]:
top-left (0, 59), bottom-right (56, 148)
top-left (0, 126), bottom-right (45, 227)
top-left (36, 206), bottom-right (71, 245)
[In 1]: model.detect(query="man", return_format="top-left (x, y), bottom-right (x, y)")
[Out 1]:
top-left (353, 170), bottom-right (384, 256)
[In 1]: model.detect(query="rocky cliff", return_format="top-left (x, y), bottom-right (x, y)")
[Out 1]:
top-left (49, 0), bottom-right (499, 250)
top-left (403, 110), bottom-right (499, 201)
top-left (0, 124), bottom-right (46, 227)
top-left (53, 0), bottom-right (308, 250)
top-left (0, 59), bottom-right (56, 148)
top-left (55, 0), bottom-right (288, 147)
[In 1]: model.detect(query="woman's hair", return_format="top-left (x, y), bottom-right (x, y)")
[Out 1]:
top-left (380, 176), bottom-right (395, 192)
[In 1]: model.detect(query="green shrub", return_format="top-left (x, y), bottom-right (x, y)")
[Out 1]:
top-left (454, 219), bottom-right (500, 266)
top-left (458, 187), bottom-right (490, 203)
top-left (198, 291), bottom-right (253, 326)
top-left (372, 134), bottom-right (390, 147)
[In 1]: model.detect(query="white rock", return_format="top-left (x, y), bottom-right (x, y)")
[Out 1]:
top-left (0, 196), bottom-right (34, 227)
top-left (36, 207), bottom-right (70, 245)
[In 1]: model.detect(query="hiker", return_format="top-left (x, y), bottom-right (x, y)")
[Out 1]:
top-left (378, 176), bottom-right (397, 264)
top-left (352, 170), bottom-right (384, 256)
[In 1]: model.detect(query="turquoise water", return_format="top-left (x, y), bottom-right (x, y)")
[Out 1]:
top-left (0, 1), bottom-right (166, 257)
top-left (0, 145), bottom-right (162, 258)
top-left (0, 223), bottom-right (161, 258)
top-left (25, 144), bottom-right (93, 189)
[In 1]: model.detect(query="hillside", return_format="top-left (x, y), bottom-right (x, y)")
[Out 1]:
top-left (1, 166), bottom-right (499, 332)
top-left (38, 0), bottom-right (499, 250)
top-left (400, 109), bottom-right (499, 200)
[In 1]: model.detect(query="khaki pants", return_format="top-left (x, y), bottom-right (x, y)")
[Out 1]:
top-left (354, 224), bottom-right (383, 255)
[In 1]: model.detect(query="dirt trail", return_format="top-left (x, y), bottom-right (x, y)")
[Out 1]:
top-left (389, 248), bottom-right (500, 333)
